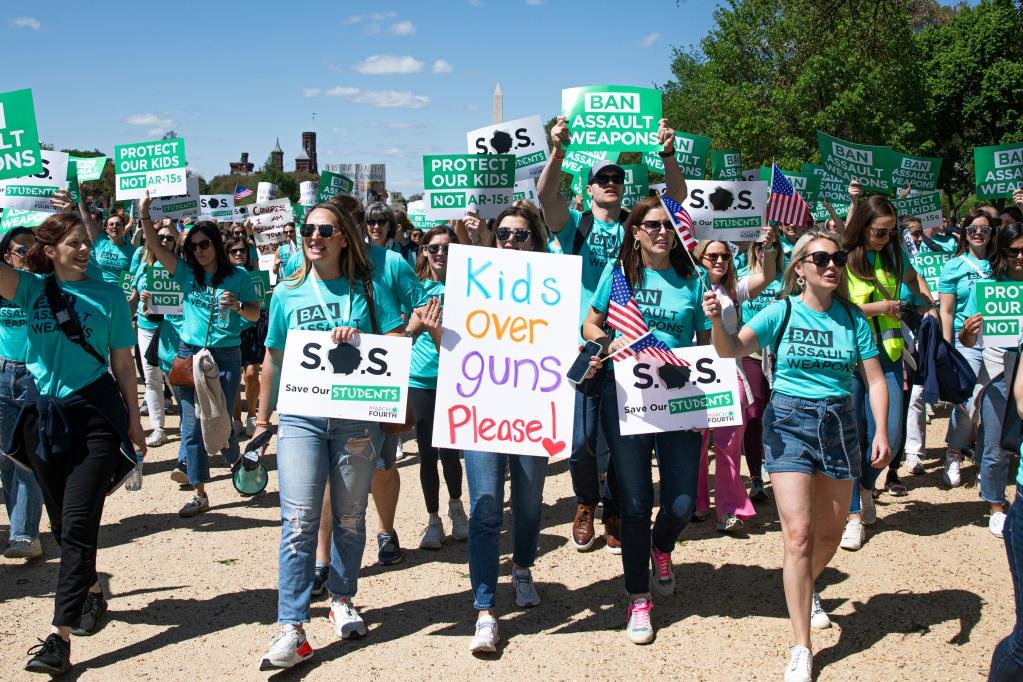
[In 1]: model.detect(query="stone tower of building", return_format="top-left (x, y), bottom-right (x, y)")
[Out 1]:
top-left (295, 132), bottom-right (318, 174)
top-left (270, 138), bottom-right (284, 171)
top-left (492, 83), bottom-right (503, 125)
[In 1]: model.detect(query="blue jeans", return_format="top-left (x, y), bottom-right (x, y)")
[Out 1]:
top-left (850, 356), bottom-right (903, 512)
top-left (948, 341), bottom-right (984, 450)
top-left (176, 344), bottom-right (242, 485)
top-left (600, 375), bottom-right (700, 595)
top-left (569, 387), bottom-right (618, 517)
top-left (0, 360), bottom-right (42, 542)
top-left (275, 414), bottom-right (380, 624)
top-left (979, 371), bottom-right (1013, 505)
top-left (990, 484), bottom-right (1023, 681)
top-left (465, 450), bottom-right (547, 610)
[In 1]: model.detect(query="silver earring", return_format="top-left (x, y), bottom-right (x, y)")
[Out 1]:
top-left (633, 238), bottom-right (640, 250)
top-left (797, 275), bottom-right (806, 287)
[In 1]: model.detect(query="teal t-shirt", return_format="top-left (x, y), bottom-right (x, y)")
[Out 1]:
top-left (747, 297), bottom-right (878, 400)
top-left (129, 247), bottom-right (143, 274)
top-left (558, 209), bottom-right (624, 328)
top-left (739, 268), bottom-right (783, 322)
top-left (938, 253), bottom-right (991, 334)
top-left (0, 296), bottom-right (28, 363)
top-left (590, 262), bottom-right (710, 348)
top-left (90, 233), bottom-right (138, 285)
top-left (172, 258), bottom-right (261, 348)
top-left (368, 243), bottom-right (429, 320)
top-left (918, 233), bottom-right (957, 255)
top-left (265, 275), bottom-right (382, 350)
top-left (277, 242), bottom-right (300, 276)
top-left (409, 279), bottom-right (444, 389)
top-left (13, 271), bottom-right (135, 398)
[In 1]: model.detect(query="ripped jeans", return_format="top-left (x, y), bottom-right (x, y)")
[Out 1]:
top-left (275, 413), bottom-right (381, 624)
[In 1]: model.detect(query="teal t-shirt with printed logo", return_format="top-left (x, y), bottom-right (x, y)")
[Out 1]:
top-left (590, 262), bottom-right (710, 348)
top-left (172, 259), bottom-right (261, 348)
top-left (265, 275), bottom-right (382, 350)
top-left (90, 233), bottom-right (138, 285)
top-left (13, 271), bottom-right (136, 398)
top-left (938, 253), bottom-right (991, 334)
top-left (558, 209), bottom-right (624, 329)
top-left (0, 297), bottom-right (28, 363)
top-left (738, 268), bottom-right (783, 323)
top-left (747, 297), bottom-right (878, 400)
top-left (409, 279), bottom-right (444, 389)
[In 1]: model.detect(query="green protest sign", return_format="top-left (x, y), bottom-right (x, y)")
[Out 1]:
top-left (71, 155), bottom-right (107, 183)
top-left (117, 270), bottom-right (134, 299)
top-left (248, 269), bottom-right (272, 307)
top-left (561, 86), bottom-right (662, 152)
top-left (977, 281), bottom-right (1023, 347)
top-left (802, 163), bottom-right (848, 203)
top-left (759, 166), bottom-right (821, 205)
top-left (293, 204), bottom-right (306, 226)
top-left (974, 142), bottom-right (1023, 199)
top-left (317, 170), bottom-right (355, 203)
top-left (810, 200), bottom-right (851, 223)
top-left (643, 132), bottom-right (710, 179)
top-left (113, 139), bottom-right (187, 200)
top-left (0, 207), bottom-right (48, 231)
top-left (816, 131), bottom-right (896, 194)
top-left (0, 89), bottom-right (43, 181)
top-left (422, 154), bottom-right (515, 220)
top-left (711, 149), bottom-right (742, 180)
top-left (889, 151), bottom-right (942, 191)
top-left (561, 150), bottom-right (611, 177)
top-left (892, 191), bottom-right (943, 229)
top-left (146, 265), bottom-right (184, 314)
top-left (911, 252), bottom-right (950, 292)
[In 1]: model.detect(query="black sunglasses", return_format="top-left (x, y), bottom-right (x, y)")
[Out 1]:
top-left (495, 228), bottom-right (532, 242)
top-left (158, 234), bottom-right (177, 243)
top-left (366, 219), bottom-right (389, 227)
top-left (228, 248), bottom-right (248, 255)
top-left (638, 220), bottom-right (671, 235)
top-left (188, 238), bottom-right (212, 251)
top-left (1004, 247), bottom-right (1023, 259)
top-left (9, 245), bottom-right (28, 257)
top-left (592, 174), bottom-right (624, 187)
top-left (300, 223), bottom-right (337, 239)
top-left (702, 252), bottom-right (732, 263)
top-left (426, 244), bottom-right (450, 255)
top-left (803, 250), bottom-right (848, 268)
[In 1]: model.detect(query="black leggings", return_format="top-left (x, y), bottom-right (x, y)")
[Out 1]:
top-left (26, 409), bottom-right (122, 628)
top-left (408, 388), bottom-right (462, 514)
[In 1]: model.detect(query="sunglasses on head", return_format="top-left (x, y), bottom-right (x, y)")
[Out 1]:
top-left (300, 223), bottom-right (337, 239)
top-left (966, 224), bottom-right (993, 236)
top-left (188, 238), bottom-right (212, 251)
top-left (592, 174), bottom-right (624, 187)
top-left (638, 220), bottom-right (671, 235)
top-left (426, 244), bottom-right (450, 255)
top-left (228, 248), bottom-right (247, 256)
top-left (495, 227), bottom-right (532, 242)
top-left (802, 250), bottom-right (848, 268)
top-left (1004, 247), bottom-right (1023, 259)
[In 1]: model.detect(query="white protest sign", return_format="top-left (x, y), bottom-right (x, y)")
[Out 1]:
top-left (277, 330), bottom-right (412, 423)
top-left (432, 244), bottom-right (581, 458)
top-left (614, 346), bottom-right (742, 435)
top-left (406, 199), bottom-right (445, 230)
top-left (0, 150), bottom-right (69, 212)
top-left (233, 203), bottom-right (251, 222)
top-left (512, 179), bottom-right (539, 204)
top-left (250, 199), bottom-right (294, 256)
top-left (145, 265), bottom-right (184, 315)
top-left (299, 181), bottom-right (317, 206)
top-left (324, 163), bottom-right (387, 205)
top-left (257, 182), bottom-right (278, 203)
top-left (258, 252), bottom-right (278, 284)
top-left (467, 114), bottom-right (550, 181)
top-left (423, 154), bottom-right (515, 220)
top-left (149, 175), bottom-right (200, 221)
top-left (683, 179), bottom-right (769, 241)
top-left (113, 138), bottom-right (187, 199)
top-left (199, 194), bottom-right (236, 222)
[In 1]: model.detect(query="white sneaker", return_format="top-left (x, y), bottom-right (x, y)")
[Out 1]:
top-left (245, 416), bottom-right (256, 437)
top-left (784, 645), bottom-right (813, 682)
top-left (905, 452), bottom-right (925, 475)
top-left (419, 515), bottom-right (445, 550)
top-left (328, 598), bottom-right (367, 639)
top-left (146, 428), bottom-right (168, 447)
top-left (810, 592), bottom-right (832, 629)
top-left (840, 519), bottom-right (865, 551)
top-left (990, 512), bottom-right (1007, 538)
top-left (448, 499), bottom-right (469, 541)
top-left (943, 454), bottom-right (962, 487)
top-left (512, 568), bottom-right (540, 608)
top-left (259, 625), bottom-right (314, 671)
top-left (625, 597), bottom-right (654, 644)
top-left (859, 489), bottom-right (876, 526)
top-left (3, 536), bottom-right (42, 559)
top-left (469, 616), bottom-right (499, 653)
top-left (394, 441), bottom-right (405, 462)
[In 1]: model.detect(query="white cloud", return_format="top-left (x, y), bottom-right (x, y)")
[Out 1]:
top-left (343, 11), bottom-right (396, 25)
top-left (325, 87), bottom-right (430, 109)
top-left (11, 16), bottom-right (40, 29)
top-left (124, 113), bottom-right (174, 128)
top-left (390, 20), bottom-right (415, 35)
top-left (431, 59), bottom-right (453, 74)
top-left (303, 87), bottom-right (322, 98)
top-left (640, 32), bottom-right (661, 48)
top-left (353, 54), bottom-right (423, 75)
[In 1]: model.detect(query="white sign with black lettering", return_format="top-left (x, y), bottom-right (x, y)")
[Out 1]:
top-left (0, 150), bottom-right (69, 211)
top-left (149, 175), bottom-right (200, 221)
top-left (199, 194), bottom-right (236, 222)
top-left (249, 199), bottom-right (293, 256)
top-left (683, 179), bottom-right (769, 242)
top-left (467, 115), bottom-right (550, 181)
top-left (277, 330), bottom-right (412, 424)
top-left (614, 346), bottom-right (742, 435)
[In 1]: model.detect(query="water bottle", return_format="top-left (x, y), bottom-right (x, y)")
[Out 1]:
top-left (125, 453), bottom-right (144, 492)
top-left (217, 303), bottom-right (231, 326)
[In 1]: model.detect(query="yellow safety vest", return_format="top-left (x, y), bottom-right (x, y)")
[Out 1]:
top-left (846, 253), bottom-right (904, 362)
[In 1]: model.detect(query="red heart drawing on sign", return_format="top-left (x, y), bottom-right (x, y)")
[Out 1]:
top-left (542, 438), bottom-right (566, 457)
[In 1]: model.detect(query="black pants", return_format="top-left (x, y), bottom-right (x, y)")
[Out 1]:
top-left (408, 388), bottom-right (462, 514)
top-left (25, 408), bottom-right (121, 628)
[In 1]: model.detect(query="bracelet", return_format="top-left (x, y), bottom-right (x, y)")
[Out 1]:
top-left (404, 329), bottom-right (419, 339)
top-left (141, 214), bottom-right (152, 221)
top-left (658, 149), bottom-right (675, 158)
top-left (255, 419), bottom-right (271, 428)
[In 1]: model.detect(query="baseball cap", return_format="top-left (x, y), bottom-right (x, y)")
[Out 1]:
top-left (587, 161), bottom-right (625, 184)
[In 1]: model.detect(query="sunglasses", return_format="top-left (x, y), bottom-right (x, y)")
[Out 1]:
top-left (366, 219), bottom-right (389, 227)
top-left (966, 225), bottom-right (993, 236)
top-left (909, 231), bottom-right (923, 239)
top-left (300, 223), bottom-right (337, 239)
top-left (638, 220), bottom-right (671, 235)
top-left (702, 252), bottom-right (732, 263)
top-left (869, 227), bottom-right (896, 239)
top-left (158, 234), bottom-right (177, 243)
top-left (426, 244), bottom-right (450, 255)
top-left (228, 248), bottom-right (248, 256)
top-left (9, 245), bottom-right (28, 257)
top-left (1004, 247), bottom-right (1023, 259)
top-left (802, 250), bottom-right (848, 268)
top-left (592, 174), bottom-right (624, 187)
top-left (188, 238), bottom-right (212, 251)
top-left (495, 227), bottom-right (532, 242)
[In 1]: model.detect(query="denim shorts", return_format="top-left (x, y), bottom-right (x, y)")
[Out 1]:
top-left (762, 392), bottom-right (861, 480)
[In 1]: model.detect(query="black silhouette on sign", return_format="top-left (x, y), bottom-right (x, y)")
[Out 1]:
top-left (658, 364), bottom-right (692, 390)
top-left (490, 131), bottom-right (513, 154)
top-left (327, 344), bottom-right (361, 375)
top-left (708, 187), bottom-right (735, 211)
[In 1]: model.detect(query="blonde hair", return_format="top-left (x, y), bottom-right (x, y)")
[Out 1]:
top-left (780, 230), bottom-right (850, 300)
top-left (286, 202), bottom-right (373, 288)
top-left (693, 240), bottom-right (737, 298)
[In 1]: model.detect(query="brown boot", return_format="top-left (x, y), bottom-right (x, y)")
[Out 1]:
top-left (572, 503), bottom-right (597, 550)
top-left (603, 515), bottom-right (621, 555)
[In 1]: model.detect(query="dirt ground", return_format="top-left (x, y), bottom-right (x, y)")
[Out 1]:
top-left (0, 394), bottom-right (1014, 681)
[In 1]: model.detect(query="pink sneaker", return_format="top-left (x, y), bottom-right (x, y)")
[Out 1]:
top-left (625, 597), bottom-right (654, 644)
top-left (650, 546), bottom-right (675, 595)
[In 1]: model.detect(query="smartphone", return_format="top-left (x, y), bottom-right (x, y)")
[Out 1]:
top-left (566, 340), bottom-right (604, 385)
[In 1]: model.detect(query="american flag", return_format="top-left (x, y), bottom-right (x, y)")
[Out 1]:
top-left (766, 164), bottom-right (810, 226)
top-left (607, 266), bottom-right (689, 367)
top-left (234, 184), bottom-right (254, 201)
top-left (658, 194), bottom-right (698, 251)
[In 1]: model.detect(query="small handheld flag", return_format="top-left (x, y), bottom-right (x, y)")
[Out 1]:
top-left (766, 164), bottom-right (810, 226)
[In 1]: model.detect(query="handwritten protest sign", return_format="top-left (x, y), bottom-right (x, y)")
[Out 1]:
top-left (433, 244), bottom-right (581, 458)
top-left (299, 181), bottom-right (317, 207)
top-left (682, 179), bottom-right (769, 241)
top-left (199, 194), bottom-right (235, 222)
top-left (816, 131), bottom-right (896, 194)
top-left (468, 115), bottom-right (549, 181)
top-left (912, 252), bottom-right (950, 292)
top-left (149, 175), bottom-right (200, 221)
top-left (317, 170), bottom-right (354, 203)
top-left (643, 132), bottom-right (710, 179)
top-left (71, 155), bottom-right (107, 183)
top-left (711, 149), bottom-right (742, 180)
top-left (423, 154), bottom-right (514, 220)
top-left (113, 139), bottom-right (187, 200)
top-left (145, 265), bottom-right (184, 315)
top-left (0, 150), bottom-right (68, 212)
top-left (974, 142), bottom-right (1023, 199)
top-left (278, 330), bottom-right (411, 423)
top-left (0, 89), bottom-right (43, 181)
top-left (892, 190), bottom-right (943, 229)
top-left (889, 151), bottom-right (942, 191)
top-left (249, 199), bottom-right (294, 256)
top-left (256, 182), bottom-right (278, 203)
top-left (561, 86), bottom-right (662, 152)
top-left (977, 281), bottom-right (1023, 348)
top-left (614, 346), bottom-right (741, 435)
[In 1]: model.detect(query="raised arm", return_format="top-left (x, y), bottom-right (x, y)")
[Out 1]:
top-left (76, 182), bottom-right (101, 244)
top-left (703, 290), bottom-right (761, 358)
top-left (658, 119), bottom-right (688, 204)
top-left (742, 229), bottom-right (778, 298)
top-left (537, 116), bottom-right (570, 234)
top-left (139, 192), bottom-right (178, 274)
